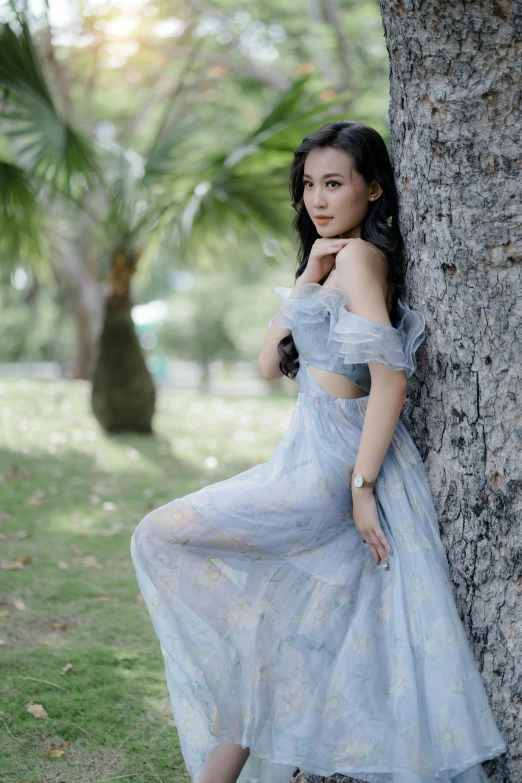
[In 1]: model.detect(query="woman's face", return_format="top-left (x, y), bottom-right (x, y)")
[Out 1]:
top-left (302, 146), bottom-right (380, 238)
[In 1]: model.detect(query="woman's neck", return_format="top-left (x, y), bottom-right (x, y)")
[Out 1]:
top-left (333, 230), bottom-right (353, 239)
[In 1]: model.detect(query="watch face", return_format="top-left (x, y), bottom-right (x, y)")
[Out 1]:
top-left (353, 474), bottom-right (363, 487)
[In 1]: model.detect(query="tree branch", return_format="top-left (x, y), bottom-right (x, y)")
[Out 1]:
top-left (321, 0), bottom-right (353, 94)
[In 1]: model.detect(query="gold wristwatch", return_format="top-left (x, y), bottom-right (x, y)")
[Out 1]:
top-left (351, 471), bottom-right (377, 489)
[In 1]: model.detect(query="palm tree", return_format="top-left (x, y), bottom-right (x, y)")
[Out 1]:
top-left (0, 13), bottom-right (349, 433)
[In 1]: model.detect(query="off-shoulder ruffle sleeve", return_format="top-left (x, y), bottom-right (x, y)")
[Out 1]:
top-left (276, 285), bottom-right (348, 333)
top-left (271, 282), bottom-right (426, 378)
top-left (266, 286), bottom-right (293, 328)
top-left (328, 297), bottom-right (426, 378)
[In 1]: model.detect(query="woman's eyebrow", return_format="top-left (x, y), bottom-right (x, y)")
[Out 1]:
top-left (303, 172), bottom-right (345, 178)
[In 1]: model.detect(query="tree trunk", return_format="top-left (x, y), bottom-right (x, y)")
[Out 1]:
top-left (293, 3), bottom-right (520, 782)
top-left (50, 229), bottom-right (104, 380)
top-left (90, 249), bottom-right (156, 434)
top-left (62, 283), bottom-right (98, 379)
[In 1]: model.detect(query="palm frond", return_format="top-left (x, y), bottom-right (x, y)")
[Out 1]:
top-left (0, 17), bottom-right (100, 198)
top-left (143, 112), bottom-right (200, 183)
top-left (143, 74), bottom-right (350, 264)
top-left (0, 159), bottom-right (51, 278)
top-left (224, 74), bottom-right (351, 166)
top-left (0, 15), bottom-right (54, 105)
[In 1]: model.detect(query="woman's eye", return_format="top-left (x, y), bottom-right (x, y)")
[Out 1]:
top-left (303, 181), bottom-right (340, 188)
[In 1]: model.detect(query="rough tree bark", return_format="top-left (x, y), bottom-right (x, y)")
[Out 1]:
top-left (292, 2), bottom-right (520, 782)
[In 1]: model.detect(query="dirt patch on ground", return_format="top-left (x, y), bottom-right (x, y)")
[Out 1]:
top-left (0, 734), bottom-right (127, 783)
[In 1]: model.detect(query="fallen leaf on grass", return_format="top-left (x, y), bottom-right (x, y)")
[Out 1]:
top-left (60, 663), bottom-right (73, 675)
top-left (1, 556), bottom-right (31, 570)
top-left (39, 640), bottom-right (53, 646)
top-left (0, 639), bottom-right (5, 646)
top-left (48, 741), bottom-right (69, 757)
top-left (13, 599), bottom-right (26, 611)
top-left (57, 561), bottom-right (70, 570)
top-left (26, 497), bottom-right (45, 507)
top-left (0, 611), bottom-right (11, 619)
top-left (51, 622), bottom-right (68, 630)
top-left (102, 502), bottom-right (117, 513)
top-left (71, 547), bottom-right (84, 556)
top-left (83, 556), bottom-right (102, 568)
top-left (13, 530), bottom-right (30, 540)
top-left (25, 703), bottom-right (48, 719)
top-left (136, 595), bottom-right (144, 604)
top-left (92, 596), bottom-right (110, 602)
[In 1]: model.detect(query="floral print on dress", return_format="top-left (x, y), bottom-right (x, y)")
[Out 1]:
top-left (131, 284), bottom-right (506, 783)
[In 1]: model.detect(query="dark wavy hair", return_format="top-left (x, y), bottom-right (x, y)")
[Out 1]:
top-left (276, 120), bottom-right (406, 380)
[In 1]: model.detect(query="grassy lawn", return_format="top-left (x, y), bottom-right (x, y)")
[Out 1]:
top-left (0, 378), bottom-right (295, 783)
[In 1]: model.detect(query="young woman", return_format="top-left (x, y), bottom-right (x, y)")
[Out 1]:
top-left (131, 121), bottom-right (507, 783)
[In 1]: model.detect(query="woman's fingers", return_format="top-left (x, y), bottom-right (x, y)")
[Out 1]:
top-left (365, 527), bottom-right (392, 566)
top-left (368, 541), bottom-right (380, 564)
top-left (361, 534), bottom-right (381, 564)
top-left (374, 527), bottom-right (392, 555)
top-left (367, 535), bottom-right (386, 565)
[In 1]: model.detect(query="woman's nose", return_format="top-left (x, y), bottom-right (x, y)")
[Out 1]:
top-left (312, 187), bottom-right (326, 207)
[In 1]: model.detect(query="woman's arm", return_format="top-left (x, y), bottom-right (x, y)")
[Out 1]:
top-left (259, 237), bottom-right (354, 379)
top-left (258, 276), bottom-right (311, 380)
top-left (355, 369), bottom-right (408, 481)
top-left (335, 239), bottom-right (408, 567)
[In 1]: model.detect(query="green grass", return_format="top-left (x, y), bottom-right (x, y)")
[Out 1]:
top-left (0, 378), bottom-right (295, 783)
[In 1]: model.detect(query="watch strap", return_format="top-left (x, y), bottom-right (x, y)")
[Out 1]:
top-left (352, 471), bottom-right (377, 488)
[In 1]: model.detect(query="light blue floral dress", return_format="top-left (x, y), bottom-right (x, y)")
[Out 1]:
top-left (131, 282), bottom-right (506, 783)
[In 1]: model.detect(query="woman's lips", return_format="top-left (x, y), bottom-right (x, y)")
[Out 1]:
top-left (316, 217), bottom-right (333, 224)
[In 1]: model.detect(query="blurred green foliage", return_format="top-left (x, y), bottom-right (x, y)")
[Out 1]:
top-left (0, 0), bottom-right (389, 368)
top-left (0, 277), bottom-right (75, 363)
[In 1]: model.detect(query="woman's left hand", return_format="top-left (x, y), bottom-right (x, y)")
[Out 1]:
top-left (352, 490), bottom-right (392, 567)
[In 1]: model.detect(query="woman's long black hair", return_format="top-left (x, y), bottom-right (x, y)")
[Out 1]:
top-left (276, 120), bottom-right (406, 380)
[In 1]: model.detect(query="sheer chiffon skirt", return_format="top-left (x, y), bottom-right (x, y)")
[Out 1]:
top-left (130, 361), bottom-right (506, 783)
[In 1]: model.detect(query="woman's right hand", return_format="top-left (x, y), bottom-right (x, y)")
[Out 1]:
top-left (300, 237), bottom-right (354, 284)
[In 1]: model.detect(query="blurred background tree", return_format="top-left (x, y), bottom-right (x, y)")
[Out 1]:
top-left (0, 0), bottom-right (390, 431)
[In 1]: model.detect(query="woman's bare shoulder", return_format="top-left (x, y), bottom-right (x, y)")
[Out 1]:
top-left (336, 238), bottom-right (387, 279)
top-left (335, 239), bottom-right (392, 317)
